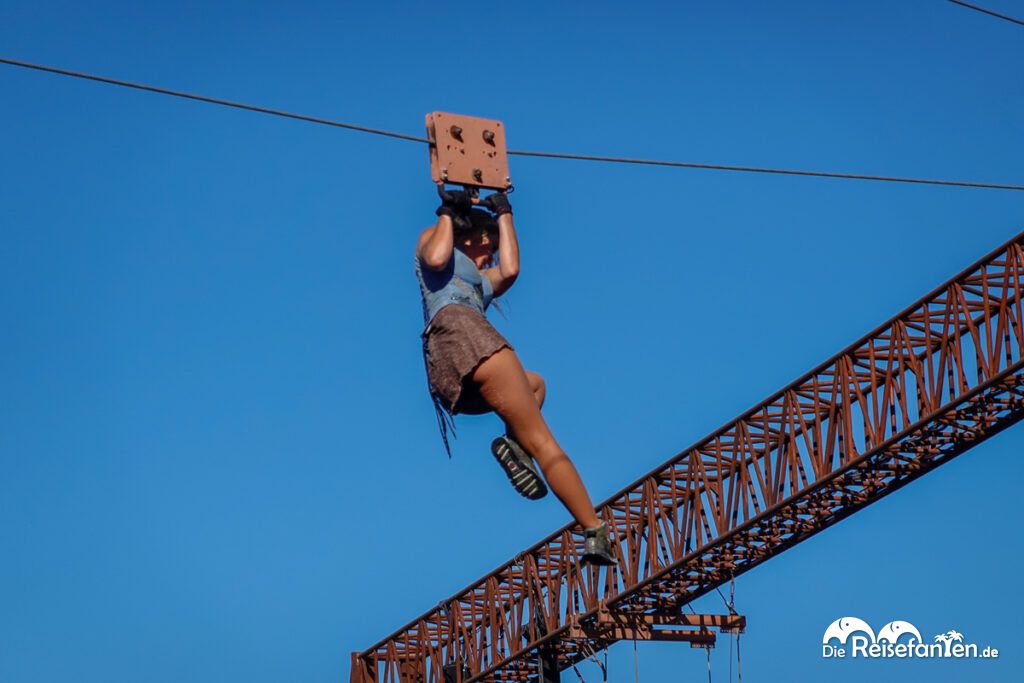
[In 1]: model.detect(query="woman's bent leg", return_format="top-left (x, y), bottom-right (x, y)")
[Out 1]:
top-left (472, 348), bottom-right (599, 529)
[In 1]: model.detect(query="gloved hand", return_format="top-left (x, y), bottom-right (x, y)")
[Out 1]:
top-left (479, 192), bottom-right (513, 217)
top-left (435, 186), bottom-right (473, 219)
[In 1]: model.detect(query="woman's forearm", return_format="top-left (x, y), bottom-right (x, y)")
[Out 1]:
top-left (497, 213), bottom-right (520, 278)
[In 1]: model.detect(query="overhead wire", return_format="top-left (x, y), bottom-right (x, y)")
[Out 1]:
top-left (0, 56), bottom-right (429, 143)
top-left (505, 149), bottom-right (1024, 191)
top-left (947, 0), bottom-right (1024, 27)
top-left (2, 55), bottom-right (1023, 191)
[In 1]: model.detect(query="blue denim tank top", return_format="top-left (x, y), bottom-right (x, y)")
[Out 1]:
top-left (415, 249), bottom-right (494, 327)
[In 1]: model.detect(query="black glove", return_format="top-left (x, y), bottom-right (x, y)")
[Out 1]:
top-left (479, 192), bottom-right (512, 217)
top-left (436, 186), bottom-right (473, 219)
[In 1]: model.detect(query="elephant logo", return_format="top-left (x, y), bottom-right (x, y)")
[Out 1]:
top-left (877, 620), bottom-right (923, 644)
top-left (822, 617), bottom-right (876, 645)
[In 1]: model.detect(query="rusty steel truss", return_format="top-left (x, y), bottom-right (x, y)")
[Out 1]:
top-left (353, 231), bottom-right (1024, 682)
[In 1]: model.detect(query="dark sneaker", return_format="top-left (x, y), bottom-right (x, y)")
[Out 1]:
top-left (582, 522), bottom-right (617, 566)
top-left (490, 435), bottom-right (548, 500)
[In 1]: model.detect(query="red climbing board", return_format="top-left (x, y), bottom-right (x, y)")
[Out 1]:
top-left (426, 112), bottom-right (511, 190)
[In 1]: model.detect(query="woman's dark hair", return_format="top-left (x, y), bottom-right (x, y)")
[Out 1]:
top-left (454, 208), bottom-right (498, 241)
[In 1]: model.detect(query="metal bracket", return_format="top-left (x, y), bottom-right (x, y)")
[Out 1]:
top-left (426, 111), bottom-right (511, 190)
top-left (569, 607), bottom-right (746, 649)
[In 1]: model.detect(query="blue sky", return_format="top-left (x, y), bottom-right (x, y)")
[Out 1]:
top-left (1, 1), bottom-right (1022, 682)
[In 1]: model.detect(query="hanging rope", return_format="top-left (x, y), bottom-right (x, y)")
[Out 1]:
top-left (736, 631), bottom-right (744, 683)
top-left (728, 626), bottom-right (734, 683)
top-left (589, 644), bottom-right (608, 683)
top-left (633, 638), bottom-right (639, 683)
top-left (715, 576), bottom-right (738, 615)
top-left (715, 586), bottom-right (733, 614)
top-left (723, 576), bottom-right (743, 682)
top-left (570, 642), bottom-right (608, 683)
top-left (708, 576), bottom-right (743, 681)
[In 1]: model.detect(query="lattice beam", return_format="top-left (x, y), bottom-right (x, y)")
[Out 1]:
top-left (353, 231), bottom-right (1024, 683)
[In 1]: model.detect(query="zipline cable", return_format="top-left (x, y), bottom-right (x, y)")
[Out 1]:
top-left (947, 0), bottom-right (1024, 27)
top-left (3, 55), bottom-right (1023, 191)
top-left (505, 149), bottom-right (1024, 191)
top-left (0, 56), bottom-right (430, 143)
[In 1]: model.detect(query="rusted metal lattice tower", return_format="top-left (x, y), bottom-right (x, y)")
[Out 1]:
top-left (353, 231), bottom-right (1024, 682)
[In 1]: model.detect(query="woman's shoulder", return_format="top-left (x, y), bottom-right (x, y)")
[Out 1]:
top-left (415, 226), bottom-right (446, 267)
top-left (415, 225), bottom-right (436, 251)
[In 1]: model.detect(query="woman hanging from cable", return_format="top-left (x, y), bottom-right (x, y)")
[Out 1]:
top-left (415, 187), bottom-right (615, 566)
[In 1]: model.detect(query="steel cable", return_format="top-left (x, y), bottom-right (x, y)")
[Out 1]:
top-left (0, 56), bottom-right (430, 143)
top-left (2, 55), bottom-right (1023, 191)
top-left (947, 0), bottom-right (1024, 27)
top-left (505, 149), bottom-right (1024, 191)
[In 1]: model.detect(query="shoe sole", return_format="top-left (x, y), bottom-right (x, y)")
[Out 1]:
top-left (491, 437), bottom-right (548, 501)
top-left (581, 551), bottom-right (617, 567)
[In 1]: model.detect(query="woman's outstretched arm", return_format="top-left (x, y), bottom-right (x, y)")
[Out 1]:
top-left (485, 204), bottom-right (520, 297)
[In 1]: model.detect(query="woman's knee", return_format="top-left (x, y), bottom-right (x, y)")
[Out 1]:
top-left (525, 371), bottom-right (546, 406)
top-left (525, 371), bottom-right (545, 392)
top-left (473, 350), bottom-right (559, 454)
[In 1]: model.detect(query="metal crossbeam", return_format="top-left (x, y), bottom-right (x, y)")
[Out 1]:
top-left (569, 609), bottom-right (744, 646)
top-left (352, 231), bottom-right (1024, 683)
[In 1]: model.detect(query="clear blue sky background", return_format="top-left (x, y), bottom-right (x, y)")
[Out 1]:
top-left (2, 2), bottom-right (1022, 682)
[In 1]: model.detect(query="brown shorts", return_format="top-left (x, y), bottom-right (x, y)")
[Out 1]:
top-left (424, 304), bottom-right (512, 415)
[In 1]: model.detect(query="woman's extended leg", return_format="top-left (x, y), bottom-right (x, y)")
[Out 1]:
top-left (472, 348), bottom-right (600, 529)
